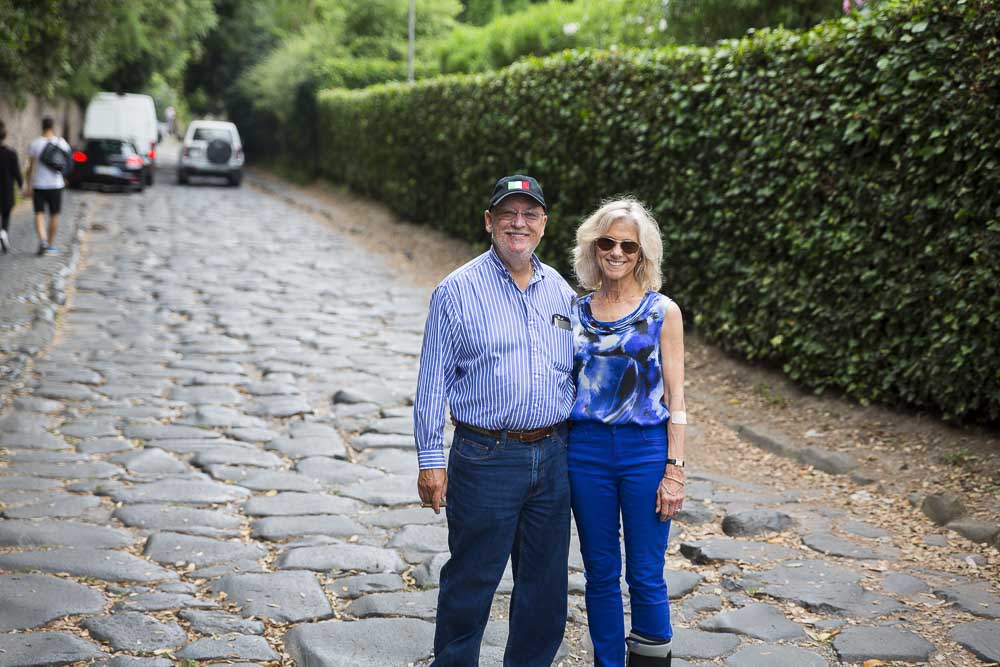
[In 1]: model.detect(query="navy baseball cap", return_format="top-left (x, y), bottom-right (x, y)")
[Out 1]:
top-left (489, 174), bottom-right (546, 211)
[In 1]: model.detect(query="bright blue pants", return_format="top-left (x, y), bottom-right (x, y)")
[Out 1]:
top-left (568, 421), bottom-right (672, 667)
top-left (432, 424), bottom-right (570, 667)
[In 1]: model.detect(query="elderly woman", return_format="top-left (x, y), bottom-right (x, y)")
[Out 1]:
top-left (569, 198), bottom-right (686, 667)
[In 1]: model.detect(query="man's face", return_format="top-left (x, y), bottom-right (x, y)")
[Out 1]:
top-left (485, 194), bottom-right (547, 265)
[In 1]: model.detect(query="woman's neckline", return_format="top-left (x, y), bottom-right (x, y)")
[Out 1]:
top-left (584, 291), bottom-right (652, 326)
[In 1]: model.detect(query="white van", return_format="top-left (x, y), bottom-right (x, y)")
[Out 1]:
top-left (83, 92), bottom-right (159, 185)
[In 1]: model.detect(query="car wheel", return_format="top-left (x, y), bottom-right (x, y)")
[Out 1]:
top-left (228, 171), bottom-right (242, 187)
top-left (177, 170), bottom-right (188, 185)
top-left (146, 169), bottom-right (154, 186)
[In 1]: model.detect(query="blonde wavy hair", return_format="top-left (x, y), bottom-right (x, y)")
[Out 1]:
top-left (573, 197), bottom-right (663, 292)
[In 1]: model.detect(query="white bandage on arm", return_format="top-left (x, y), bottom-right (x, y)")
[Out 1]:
top-left (670, 410), bottom-right (687, 425)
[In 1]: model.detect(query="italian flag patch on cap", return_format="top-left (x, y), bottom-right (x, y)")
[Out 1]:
top-left (508, 180), bottom-right (530, 190)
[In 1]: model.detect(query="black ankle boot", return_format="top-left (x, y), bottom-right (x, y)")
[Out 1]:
top-left (625, 631), bottom-right (671, 666)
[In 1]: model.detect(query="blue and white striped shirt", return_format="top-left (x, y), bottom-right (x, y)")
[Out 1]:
top-left (414, 248), bottom-right (577, 469)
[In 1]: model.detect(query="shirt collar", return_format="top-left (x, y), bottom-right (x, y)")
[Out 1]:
top-left (488, 246), bottom-right (545, 287)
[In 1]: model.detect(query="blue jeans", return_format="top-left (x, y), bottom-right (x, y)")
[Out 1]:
top-left (432, 424), bottom-right (571, 667)
top-left (568, 421), bottom-right (672, 667)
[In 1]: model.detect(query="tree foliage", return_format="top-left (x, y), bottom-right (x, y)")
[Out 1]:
top-left (313, 0), bottom-right (1000, 421)
top-left (0, 0), bottom-right (215, 102)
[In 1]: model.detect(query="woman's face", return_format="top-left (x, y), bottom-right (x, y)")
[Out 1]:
top-left (596, 219), bottom-right (641, 284)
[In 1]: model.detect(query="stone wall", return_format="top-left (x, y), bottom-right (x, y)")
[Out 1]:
top-left (0, 88), bottom-right (84, 168)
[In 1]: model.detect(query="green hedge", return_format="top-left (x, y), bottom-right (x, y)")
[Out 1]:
top-left (316, 0), bottom-right (999, 422)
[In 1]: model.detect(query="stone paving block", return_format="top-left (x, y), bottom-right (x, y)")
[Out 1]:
top-left (842, 520), bottom-right (890, 539)
top-left (279, 542), bottom-right (408, 573)
top-left (78, 437), bottom-right (134, 454)
top-left (36, 382), bottom-right (99, 401)
top-left (251, 514), bottom-right (367, 540)
top-left (193, 445), bottom-right (284, 468)
top-left (883, 573), bottom-right (929, 596)
top-left (243, 491), bottom-right (362, 516)
top-left (285, 617), bottom-right (435, 666)
top-left (675, 501), bottom-right (716, 525)
top-left (145, 532), bottom-right (265, 567)
top-left (699, 602), bottom-right (805, 640)
top-left (725, 644), bottom-right (827, 667)
top-left (934, 583), bottom-right (1000, 618)
top-left (4, 460), bottom-right (122, 479)
top-left (114, 504), bottom-right (243, 537)
top-left (363, 416), bottom-right (414, 436)
top-left (12, 397), bottom-right (64, 413)
top-left (296, 456), bottom-right (385, 485)
top-left (341, 474), bottom-right (420, 507)
top-left (797, 446), bottom-right (857, 474)
top-left (245, 396), bottom-right (312, 418)
top-left (58, 419), bottom-right (119, 438)
top-left (267, 435), bottom-right (346, 459)
top-left (109, 448), bottom-right (189, 475)
top-left (0, 476), bottom-right (62, 490)
top-left (950, 620), bottom-right (1000, 663)
top-left (93, 658), bottom-right (173, 667)
top-left (112, 592), bottom-right (219, 613)
top-left (412, 552), bottom-right (451, 587)
top-left (0, 547), bottom-right (177, 583)
top-left (212, 571), bottom-right (333, 622)
top-left (362, 506), bottom-right (447, 529)
top-left (123, 424), bottom-right (221, 440)
top-left (0, 429), bottom-right (70, 450)
top-left (175, 634), bottom-right (279, 661)
top-left (0, 632), bottom-right (106, 666)
top-left (350, 432), bottom-right (413, 450)
top-left (177, 406), bottom-right (264, 428)
top-left (722, 510), bottom-right (795, 537)
top-left (327, 572), bottom-right (407, 598)
top-left (738, 560), bottom-right (906, 617)
top-left (2, 493), bottom-right (104, 519)
top-left (0, 574), bottom-right (105, 630)
top-left (180, 609), bottom-right (266, 635)
top-left (82, 612), bottom-right (186, 652)
top-left (802, 532), bottom-right (895, 560)
top-left (666, 570), bottom-right (704, 599)
top-left (946, 518), bottom-right (1000, 545)
top-left (228, 426), bottom-right (280, 442)
top-left (680, 538), bottom-right (798, 564)
top-left (104, 478), bottom-right (250, 504)
top-left (209, 467), bottom-right (323, 492)
top-left (168, 385), bottom-right (243, 404)
top-left (672, 628), bottom-right (740, 659)
top-left (921, 492), bottom-right (965, 526)
top-left (0, 519), bottom-right (135, 549)
top-left (388, 524), bottom-right (450, 559)
top-left (144, 437), bottom-right (243, 454)
top-left (832, 626), bottom-right (935, 662)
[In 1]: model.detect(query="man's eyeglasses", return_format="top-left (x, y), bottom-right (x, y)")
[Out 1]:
top-left (595, 237), bottom-right (641, 255)
top-left (494, 209), bottom-right (544, 224)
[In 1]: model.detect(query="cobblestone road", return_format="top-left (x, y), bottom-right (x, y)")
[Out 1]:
top-left (0, 159), bottom-right (997, 666)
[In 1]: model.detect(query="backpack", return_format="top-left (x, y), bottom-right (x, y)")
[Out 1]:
top-left (39, 140), bottom-right (72, 176)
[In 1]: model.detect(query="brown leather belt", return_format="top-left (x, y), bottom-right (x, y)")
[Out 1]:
top-left (452, 417), bottom-right (562, 443)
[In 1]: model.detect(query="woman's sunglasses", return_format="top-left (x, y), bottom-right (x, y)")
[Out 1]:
top-left (595, 236), bottom-right (641, 255)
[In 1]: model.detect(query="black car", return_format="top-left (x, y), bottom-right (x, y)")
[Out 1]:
top-left (68, 138), bottom-right (145, 191)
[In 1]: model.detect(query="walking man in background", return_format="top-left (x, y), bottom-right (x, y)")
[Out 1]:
top-left (414, 175), bottom-right (576, 666)
top-left (0, 121), bottom-right (22, 254)
top-left (24, 116), bottom-right (70, 256)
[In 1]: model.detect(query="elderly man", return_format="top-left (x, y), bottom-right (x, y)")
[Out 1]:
top-left (414, 174), bottom-right (576, 666)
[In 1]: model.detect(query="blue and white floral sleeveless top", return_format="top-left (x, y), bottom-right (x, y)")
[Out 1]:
top-left (570, 291), bottom-right (672, 425)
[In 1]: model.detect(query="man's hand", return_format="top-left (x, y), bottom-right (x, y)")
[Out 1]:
top-left (418, 468), bottom-right (448, 514)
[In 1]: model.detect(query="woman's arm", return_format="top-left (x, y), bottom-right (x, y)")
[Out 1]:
top-left (656, 298), bottom-right (686, 521)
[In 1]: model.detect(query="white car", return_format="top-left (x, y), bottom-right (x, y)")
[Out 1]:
top-left (177, 120), bottom-right (244, 186)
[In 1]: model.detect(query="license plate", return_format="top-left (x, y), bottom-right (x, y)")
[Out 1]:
top-left (94, 165), bottom-right (120, 176)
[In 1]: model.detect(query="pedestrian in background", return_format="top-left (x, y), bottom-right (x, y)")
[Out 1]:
top-left (569, 198), bottom-right (687, 667)
top-left (24, 116), bottom-right (70, 256)
top-left (414, 174), bottom-right (576, 666)
top-left (0, 120), bottom-right (22, 254)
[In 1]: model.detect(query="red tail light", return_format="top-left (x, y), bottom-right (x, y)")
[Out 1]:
top-left (72, 151), bottom-right (87, 163)
top-left (126, 156), bottom-right (143, 168)
top-left (236, 147), bottom-right (244, 159)
top-left (183, 147), bottom-right (190, 157)
top-left (148, 150), bottom-right (156, 160)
